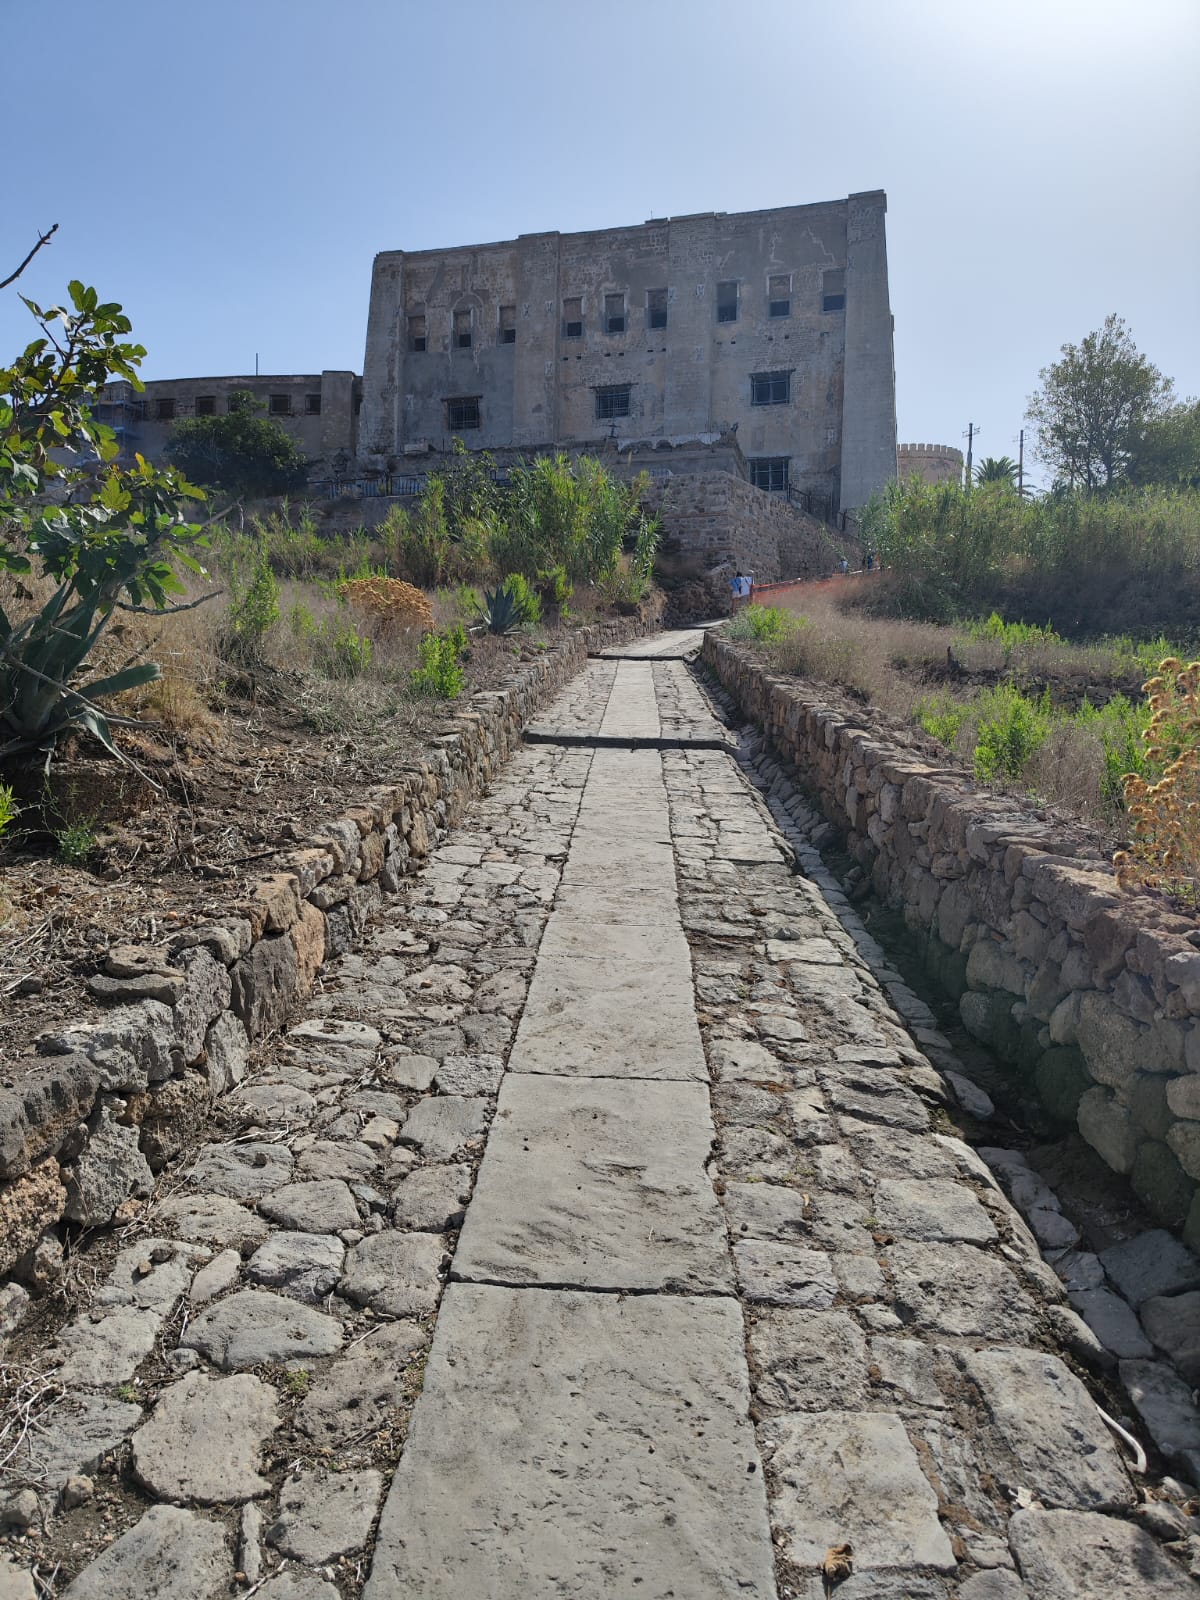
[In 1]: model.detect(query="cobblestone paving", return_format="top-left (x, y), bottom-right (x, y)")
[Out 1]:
top-left (1, 636), bottom-right (1197, 1598)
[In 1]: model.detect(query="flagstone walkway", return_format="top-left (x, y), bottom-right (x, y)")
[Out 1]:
top-left (1, 631), bottom-right (1194, 1600)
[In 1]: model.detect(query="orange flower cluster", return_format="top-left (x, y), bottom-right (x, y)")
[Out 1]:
top-left (337, 577), bottom-right (433, 634)
top-left (1115, 657), bottom-right (1200, 903)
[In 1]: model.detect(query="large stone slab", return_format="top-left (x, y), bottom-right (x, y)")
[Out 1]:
top-left (8, 1394), bottom-right (142, 1490)
top-left (512, 919), bottom-right (706, 1079)
top-left (63, 1505), bottom-right (230, 1598)
top-left (297, 1320), bottom-right (427, 1448)
top-left (363, 1284), bottom-right (775, 1599)
top-left (769, 1411), bottom-right (955, 1572)
top-left (338, 1230), bottom-right (445, 1318)
top-left (1008, 1507), bottom-right (1197, 1597)
top-left (454, 1075), bottom-right (731, 1292)
top-left (53, 1305), bottom-right (161, 1386)
top-left (1099, 1229), bottom-right (1200, 1307)
top-left (959, 1347), bottom-right (1134, 1511)
top-left (132, 1372), bottom-right (278, 1503)
top-left (268, 1468), bottom-right (383, 1564)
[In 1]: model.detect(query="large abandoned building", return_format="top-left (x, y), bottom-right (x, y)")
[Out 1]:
top-left (358, 193), bottom-right (897, 514)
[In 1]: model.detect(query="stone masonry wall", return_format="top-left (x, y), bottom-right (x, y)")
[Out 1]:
top-left (0, 614), bottom-right (650, 1282)
top-left (703, 633), bottom-right (1200, 1246)
top-left (645, 472), bottom-right (858, 583)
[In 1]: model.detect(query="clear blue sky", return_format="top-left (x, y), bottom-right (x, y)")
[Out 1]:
top-left (4, 0), bottom-right (1198, 484)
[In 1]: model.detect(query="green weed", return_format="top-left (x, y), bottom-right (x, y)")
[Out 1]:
top-left (410, 627), bottom-right (466, 699)
top-left (972, 685), bottom-right (1051, 781)
top-left (727, 604), bottom-right (802, 644)
top-left (56, 820), bottom-right (96, 866)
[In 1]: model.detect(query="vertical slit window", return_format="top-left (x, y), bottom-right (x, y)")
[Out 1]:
top-left (717, 281), bottom-right (738, 323)
top-left (647, 288), bottom-right (668, 330)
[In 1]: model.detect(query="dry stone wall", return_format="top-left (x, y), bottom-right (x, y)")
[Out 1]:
top-left (704, 633), bottom-right (1200, 1246)
top-left (644, 472), bottom-right (857, 583)
top-left (0, 615), bottom-right (649, 1283)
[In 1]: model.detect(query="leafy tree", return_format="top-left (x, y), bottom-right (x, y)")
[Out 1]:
top-left (1, 276), bottom-right (208, 764)
top-left (1127, 399), bottom-right (1200, 489)
top-left (1026, 315), bottom-right (1174, 490)
top-left (974, 455), bottom-right (1020, 487)
top-left (167, 389), bottom-right (309, 501)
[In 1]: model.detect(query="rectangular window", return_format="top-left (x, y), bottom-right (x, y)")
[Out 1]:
top-left (155, 397), bottom-right (176, 421)
top-left (563, 296), bottom-right (583, 339)
top-left (453, 309), bottom-right (472, 350)
top-left (768, 274), bottom-right (791, 318)
top-left (822, 268), bottom-right (846, 312)
top-left (446, 396), bottom-right (480, 431)
top-left (499, 305), bottom-right (516, 344)
top-left (716, 280), bottom-right (738, 323)
top-left (305, 393), bottom-right (321, 415)
top-left (605, 293), bottom-right (626, 335)
top-left (750, 457), bottom-right (790, 492)
top-left (194, 395), bottom-right (215, 417)
top-left (595, 384), bottom-right (631, 421)
top-left (269, 393), bottom-right (291, 416)
top-left (408, 313), bottom-right (427, 352)
top-left (647, 288), bottom-right (668, 330)
top-left (750, 371), bottom-right (792, 406)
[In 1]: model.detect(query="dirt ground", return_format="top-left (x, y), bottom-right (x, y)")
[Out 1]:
top-left (0, 631), bottom-right (555, 1080)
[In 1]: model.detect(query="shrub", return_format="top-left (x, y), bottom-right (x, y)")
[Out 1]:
top-left (223, 541), bottom-right (280, 655)
top-left (1117, 658), bottom-right (1200, 900)
top-left (337, 576), bottom-right (434, 634)
top-left (727, 603), bottom-right (801, 644)
top-left (316, 618), bottom-right (373, 678)
top-left (56, 819), bottom-right (95, 866)
top-left (410, 628), bottom-right (466, 699)
top-left (972, 685), bottom-right (1051, 781)
top-left (916, 695), bottom-right (972, 747)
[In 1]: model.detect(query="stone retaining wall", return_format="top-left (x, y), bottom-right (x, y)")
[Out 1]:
top-left (643, 473), bottom-right (857, 583)
top-left (0, 615), bottom-right (649, 1283)
top-left (703, 633), bottom-right (1200, 1245)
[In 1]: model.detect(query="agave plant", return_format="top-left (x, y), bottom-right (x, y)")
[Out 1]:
top-left (478, 583), bottom-right (525, 635)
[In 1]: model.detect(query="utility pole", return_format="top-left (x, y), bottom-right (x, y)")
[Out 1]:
top-left (1017, 428), bottom-right (1025, 497)
top-left (963, 423), bottom-right (979, 489)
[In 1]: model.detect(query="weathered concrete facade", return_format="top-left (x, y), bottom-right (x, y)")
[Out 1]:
top-left (358, 195), bottom-right (897, 512)
top-left (899, 442), bottom-right (963, 486)
top-left (95, 372), bottom-right (360, 475)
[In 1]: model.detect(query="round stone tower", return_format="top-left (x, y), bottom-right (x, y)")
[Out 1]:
top-left (898, 442), bottom-right (963, 486)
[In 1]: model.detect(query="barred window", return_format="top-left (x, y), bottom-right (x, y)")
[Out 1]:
top-left (446, 396), bottom-right (480, 431)
top-left (453, 309), bottom-right (472, 350)
top-left (155, 397), bottom-right (176, 421)
top-left (269, 393), bottom-right (291, 416)
top-left (563, 296), bottom-right (583, 339)
top-left (750, 457), bottom-right (789, 492)
top-left (595, 385), bottom-right (631, 421)
top-left (408, 313), bottom-right (427, 352)
top-left (605, 293), bottom-right (626, 335)
top-left (499, 305), bottom-right (516, 345)
top-left (305, 393), bottom-right (321, 415)
top-left (750, 371), bottom-right (791, 406)
top-left (194, 395), bottom-right (215, 417)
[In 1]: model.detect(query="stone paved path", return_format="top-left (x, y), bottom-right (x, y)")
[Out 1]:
top-left (2, 631), bottom-right (1196, 1599)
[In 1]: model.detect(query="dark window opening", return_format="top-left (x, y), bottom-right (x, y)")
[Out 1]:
top-left (822, 268), bottom-right (846, 312)
top-left (751, 371), bottom-right (792, 406)
top-left (750, 457), bottom-right (790, 492)
top-left (768, 274), bottom-right (791, 318)
top-left (647, 288), bottom-right (668, 330)
top-left (194, 395), bottom-right (215, 417)
top-left (563, 296), bottom-right (583, 339)
top-left (595, 384), bottom-right (631, 421)
top-left (605, 293), bottom-right (626, 335)
top-left (499, 305), bottom-right (516, 344)
top-left (155, 397), bottom-right (176, 421)
top-left (408, 313), bottom-right (427, 352)
top-left (453, 309), bottom-right (472, 350)
top-left (305, 393), bottom-right (321, 416)
top-left (717, 280), bottom-right (738, 323)
top-left (269, 394), bottom-right (291, 416)
top-left (446, 396), bottom-right (480, 431)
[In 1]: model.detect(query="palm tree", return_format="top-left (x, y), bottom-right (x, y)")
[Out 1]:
top-left (974, 455), bottom-right (1020, 486)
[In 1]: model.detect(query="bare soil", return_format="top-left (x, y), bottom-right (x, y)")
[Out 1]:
top-left (0, 631), bottom-right (555, 1080)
